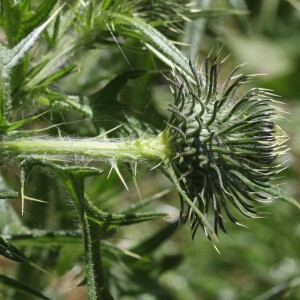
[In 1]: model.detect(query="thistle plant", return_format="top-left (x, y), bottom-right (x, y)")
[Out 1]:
top-left (0, 57), bottom-right (288, 239)
top-left (0, 1), bottom-right (298, 300)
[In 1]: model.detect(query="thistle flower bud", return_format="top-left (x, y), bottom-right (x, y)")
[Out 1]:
top-left (165, 57), bottom-right (287, 239)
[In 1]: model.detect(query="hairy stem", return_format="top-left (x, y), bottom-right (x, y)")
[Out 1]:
top-left (71, 177), bottom-right (114, 300)
top-left (0, 134), bottom-right (169, 162)
top-left (82, 208), bottom-right (114, 300)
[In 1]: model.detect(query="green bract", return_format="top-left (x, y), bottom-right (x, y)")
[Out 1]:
top-left (165, 58), bottom-right (287, 238)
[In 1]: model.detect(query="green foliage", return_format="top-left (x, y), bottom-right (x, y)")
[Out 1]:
top-left (0, 1), bottom-right (299, 300)
top-left (0, 0), bottom-right (58, 47)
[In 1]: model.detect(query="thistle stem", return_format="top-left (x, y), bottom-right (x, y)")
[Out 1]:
top-left (70, 177), bottom-right (114, 300)
top-left (0, 134), bottom-right (169, 162)
top-left (81, 207), bottom-right (114, 300)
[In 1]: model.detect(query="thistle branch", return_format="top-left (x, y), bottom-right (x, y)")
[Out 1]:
top-left (0, 59), bottom-right (288, 241)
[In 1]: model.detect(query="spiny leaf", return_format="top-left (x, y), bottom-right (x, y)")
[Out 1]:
top-left (29, 161), bottom-right (169, 230)
top-left (85, 0), bottom-right (94, 29)
top-left (3, 231), bottom-right (144, 262)
top-left (3, 230), bottom-right (81, 247)
top-left (21, 159), bottom-right (103, 180)
top-left (0, 5), bottom-right (63, 120)
top-left (0, 274), bottom-right (49, 300)
top-left (106, 12), bottom-right (196, 83)
top-left (87, 211), bottom-right (170, 229)
top-left (0, 5), bottom-right (63, 69)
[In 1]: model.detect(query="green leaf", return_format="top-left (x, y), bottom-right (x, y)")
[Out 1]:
top-left (26, 161), bottom-right (103, 180)
top-left (26, 58), bottom-right (51, 80)
top-left (36, 162), bottom-right (169, 230)
top-left (0, 6), bottom-right (63, 69)
top-left (186, 8), bottom-right (248, 19)
top-left (3, 230), bottom-right (81, 247)
top-left (17, 0), bottom-right (58, 43)
top-left (49, 13), bottom-right (61, 48)
top-left (232, 172), bottom-right (300, 210)
top-left (0, 236), bottom-right (28, 262)
top-left (0, 5), bottom-right (63, 120)
top-left (40, 90), bottom-right (93, 117)
top-left (89, 70), bottom-right (144, 134)
top-left (0, 274), bottom-right (49, 300)
top-left (0, 0), bottom-right (58, 46)
top-left (87, 211), bottom-right (170, 229)
top-left (85, 0), bottom-right (94, 29)
top-left (106, 12), bottom-right (196, 82)
top-left (34, 63), bottom-right (77, 88)
top-left (0, 111), bottom-right (48, 134)
top-left (259, 184), bottom-right (300, 210)
top-left (64, 166), bottom-right (104, 179)
top-left (0, 0), bottom-right (21, 47)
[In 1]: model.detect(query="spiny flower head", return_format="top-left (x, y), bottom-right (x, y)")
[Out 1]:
top-left (122, 0), bottom-right (188, 37)
top-left (166, 57), bottom-right (287, 239)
